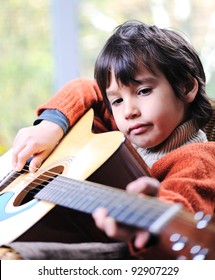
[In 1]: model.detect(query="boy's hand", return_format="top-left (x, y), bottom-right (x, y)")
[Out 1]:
top-left (12, 121), bottom-right (64, 173)
top-left (93, 177), bottom-right (160, 249)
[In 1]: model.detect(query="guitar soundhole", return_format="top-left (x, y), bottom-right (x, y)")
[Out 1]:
top-left (13, 165), bottom-right (64, 206)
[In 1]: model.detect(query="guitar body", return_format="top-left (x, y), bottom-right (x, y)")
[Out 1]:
top-left (0, 109), bottom-right (150, 245)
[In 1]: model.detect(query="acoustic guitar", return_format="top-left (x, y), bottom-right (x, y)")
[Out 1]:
top-left (0, 109), bottom-right (215, 260)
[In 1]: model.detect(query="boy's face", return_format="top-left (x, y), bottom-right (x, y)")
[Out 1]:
top-left (106, 66), bottom-right (188, 148)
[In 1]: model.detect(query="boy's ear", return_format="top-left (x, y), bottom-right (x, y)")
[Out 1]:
top-left (184, 77), bottom-right (198, 103)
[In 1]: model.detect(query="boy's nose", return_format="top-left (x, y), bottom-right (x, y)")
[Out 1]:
top-left (124, 101), bottom-right (141, 119)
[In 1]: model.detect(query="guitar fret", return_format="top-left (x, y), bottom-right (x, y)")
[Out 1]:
top-left (132, 209), bottom-right (158, 229)
top-left (39, 177), bottom-right (116, 213)
top-left (113, 203), bottom-right (162, 229)
top-left (78, 191), bottom-right (114, 213)
top-left (69, 183), bottom-right (113, 211)
top-left (69, 187), bottom-right (119, 213)
top-left (114, 204), bottom-right (147, 226)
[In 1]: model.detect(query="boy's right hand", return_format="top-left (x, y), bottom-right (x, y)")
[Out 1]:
top-left (12, 121), bottom-right (64, 173)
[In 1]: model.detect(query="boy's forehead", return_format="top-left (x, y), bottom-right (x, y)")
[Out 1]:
top-left (107, 65), bottom-right (160, 90)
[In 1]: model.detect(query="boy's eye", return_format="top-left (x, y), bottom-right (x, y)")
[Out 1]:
top-left (137, 88), bottom-right (152, 96)
top-left (111, 98), bottom-right (123, 106)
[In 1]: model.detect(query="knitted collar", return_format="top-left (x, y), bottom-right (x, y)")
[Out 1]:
top-left (135, 120), bottom-right (208, 168)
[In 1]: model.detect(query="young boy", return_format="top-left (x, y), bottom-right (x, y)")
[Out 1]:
top-left (3, 20), bottom-right (215, 259)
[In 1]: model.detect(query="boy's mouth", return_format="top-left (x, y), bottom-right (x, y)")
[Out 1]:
top-left (128, 123), bottom-right (151, 135)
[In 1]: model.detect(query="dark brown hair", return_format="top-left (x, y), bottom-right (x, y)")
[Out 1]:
top-left (94, 20), bottom-right (212, 128)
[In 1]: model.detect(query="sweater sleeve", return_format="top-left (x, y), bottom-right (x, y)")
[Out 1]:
top-left (34, 109), bottom-right (70, 134)
top-left (36, 78), bottom-right (118, 133)
top-left (152, 142), bottom-right (215, 214)
top-left (129, 142), bottom-right (215, 259)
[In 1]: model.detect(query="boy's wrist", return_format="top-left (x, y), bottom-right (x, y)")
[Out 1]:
top-left (34, 109), bottom-right (69, 135)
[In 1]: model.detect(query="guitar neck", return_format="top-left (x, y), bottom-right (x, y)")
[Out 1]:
top-left (35, 175), bottom-right (215, 260)
top-left (35, 174), bottom-right (181, 234)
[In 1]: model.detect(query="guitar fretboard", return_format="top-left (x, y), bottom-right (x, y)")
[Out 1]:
top-left (35, 175), bottom-right (181, 234)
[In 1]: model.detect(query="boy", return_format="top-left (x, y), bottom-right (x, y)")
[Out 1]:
top-left (4, 20), bottom-right (215, 259)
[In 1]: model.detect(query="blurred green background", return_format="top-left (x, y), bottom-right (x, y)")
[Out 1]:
top-left (1, 0), bottom-right (215, 154)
